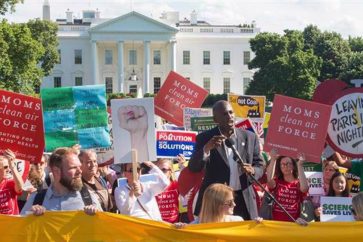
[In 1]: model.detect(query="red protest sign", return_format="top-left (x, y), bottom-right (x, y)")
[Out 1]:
top-left (264, 95), bottom-right (332, 163)
top-left (154, 71), bottom-right (208, 126)
top-left (0, 90), bottom-right (44, 163)
top-left (313, 80), bottom-right (363, 158)
top-left (235, 119), bottom-right (256, 133)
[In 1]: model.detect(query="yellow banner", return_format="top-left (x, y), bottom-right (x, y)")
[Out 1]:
top-left (1, 212), bottom-right (362, 242)
top-left (228, 94), bottom-right (266, 119)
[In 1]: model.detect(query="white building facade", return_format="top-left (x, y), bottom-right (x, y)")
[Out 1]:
top-left (42, 6), bottom-right (260, 95)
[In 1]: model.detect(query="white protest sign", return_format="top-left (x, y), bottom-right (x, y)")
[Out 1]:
top-left (111, 98), bottom-right (156, 164)
top-left (117, 174), bottom-right (158, 187)
top-left (305, 172), bottom-right (324, 195)
top-left (320, 196), bottom-right (354, 222)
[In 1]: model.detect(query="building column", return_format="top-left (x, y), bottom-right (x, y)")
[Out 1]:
top-left (143, 40), bottom-right (150, 94)
top-left (170, 39), bottom-right (176, 71)
top-left (117, 41), bottom-right (124, 93)
top-left (91, 40), bottom-right (99, 85)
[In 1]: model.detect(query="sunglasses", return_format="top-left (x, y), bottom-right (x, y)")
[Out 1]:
top-left (125, 167), bottom-right (141, 173)
top-left (161, 168), bottom-right (172, 173)
top-left (223, 199), bottom-right (235, 208)
top-left (351, 208), bottom-right (357, 216)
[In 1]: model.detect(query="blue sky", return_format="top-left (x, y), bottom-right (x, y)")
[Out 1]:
top-left (3, 0), bottom-right (363, 38)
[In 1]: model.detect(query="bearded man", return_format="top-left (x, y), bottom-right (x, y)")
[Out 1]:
top-left (21, 147), bottom-right (102, 215)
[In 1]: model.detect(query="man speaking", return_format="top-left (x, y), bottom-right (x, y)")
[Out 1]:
top-left (188, 100), bottom-right (264, 220)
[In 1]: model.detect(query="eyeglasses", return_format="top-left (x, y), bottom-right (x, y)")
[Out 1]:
top-left (161, 168), bottom-right (172, 173)
top-left (125, 167), bottom-right (141, 173)
top-left (352, 208), bottom-right (357, 216)
top-left (223, 199), bottom-right (235, 208)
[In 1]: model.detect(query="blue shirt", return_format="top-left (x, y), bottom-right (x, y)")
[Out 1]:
top-left (20, 186), bottom-right (102, 215)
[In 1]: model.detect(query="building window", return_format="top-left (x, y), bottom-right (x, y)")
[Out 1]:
top-left (105, 49), bottom-right (113, 65)
top-left (243, 51), bottom-right (250, 65)
top-left (105, 77), bottom-right (113, 93)
top-left (74, 49), bottom-right (82, 64)
top-left (153, 50), bottom-right (161, 65)
top-left (154, 77), bottom-right (161, 94)
top-left (223, 77), bottom-right (230, 94)
top-left (57, 49), bottom-right (61, 64)
top-left (129, 85), bottom-right (137, 95)
top-left (243, 77), bottom-right (251, 93)
top-left (129, 50), bottom-right (137, 65)
top-left (75, 77), bottom-right (83, 86)
top-left (203, 77), bottom-right (210, 93)
top-left (54, 77), bottom-right (61, 88)
top-left (183, 51), bottom-right (190, 65)
top-left (223, 51), bottom-right (230, 65)
top-left (203, 51), bottom-right (210, 65)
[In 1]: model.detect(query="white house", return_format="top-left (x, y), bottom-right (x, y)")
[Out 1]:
top-left (41, 2), bottom-right (260, 95)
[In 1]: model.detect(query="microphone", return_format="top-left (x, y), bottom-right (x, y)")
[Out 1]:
top-left (225, 138), bottom-right (244, 165)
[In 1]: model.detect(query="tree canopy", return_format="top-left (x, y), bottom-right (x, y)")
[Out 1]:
top-left (247, 30), bottom-right (321, 101)
top-left (247, 25), bottom-right (363, 101)
top-left (0, 19), bottom-right (58, 95)
top-left (0, 0), bottom-right (23, 15)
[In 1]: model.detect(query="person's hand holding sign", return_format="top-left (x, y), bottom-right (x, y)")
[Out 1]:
top-left (118, 105), bottom-right (149, 162)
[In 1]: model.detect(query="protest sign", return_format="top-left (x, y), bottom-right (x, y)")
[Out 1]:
top-left (345, 172), bottom-right (360, 194)
top-left (313, 80), bottom-right (363, 158)
top-left (327, 89), bottom-right (363, 158)
top-left (320, 196), bottom-right (354, 222)
top-left (117, 174), bottom-right (158, 187)
top-left (183, 107), bottom-right (212, 131)
top-left (156, 130), bottom-right (197, 158)
top-left (264, 95), bottom-right (332, 163)
top-left (111, 98), bottom-right (156, 164)
top-left (41, 85), bottom-right (110, 151)
top-left (305, 172), bottom-right (324, 195)
top-left (235, 119), bottom-right (256, 133)
top-left (228, 94), bottom-right (265, 120)
top-left (190, 116), bottom-right (217, 133)
top-left (154, 71), bottom-right (208, 126)
top-left (0, 89), bottom-right (44, 163)
top-left (155, 183), bottom-right (179, 223)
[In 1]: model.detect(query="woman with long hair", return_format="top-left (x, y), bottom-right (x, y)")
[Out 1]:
top-left (198, 183), bottom-right (243, 223)
top-left (266, 151), bottom-right (309, 222)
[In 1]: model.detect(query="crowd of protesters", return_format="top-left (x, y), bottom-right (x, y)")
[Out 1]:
top-left (0, 101), bottom-right (363, 227)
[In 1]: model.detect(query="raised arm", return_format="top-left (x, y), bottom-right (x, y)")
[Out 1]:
top-left (297, 154), bottom-right (309, 193)
top-left (266, 149), bottom-right (278, 189)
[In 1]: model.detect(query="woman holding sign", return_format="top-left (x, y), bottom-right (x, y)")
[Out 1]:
top-left (266, 150), bottom-right (309, 222)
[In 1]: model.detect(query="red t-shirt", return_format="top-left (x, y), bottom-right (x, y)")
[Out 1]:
top-left (0, 179), bottom-right (21, 215)
top-left (272, 178), bottom-right (306, 222)
top-left (155, 181), bottom-right (179, 223)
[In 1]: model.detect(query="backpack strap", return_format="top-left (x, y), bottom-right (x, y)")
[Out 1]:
top-left (80, 185), bottom-right (93, 206)
top-left (33, 189), bottom-right (48, 206)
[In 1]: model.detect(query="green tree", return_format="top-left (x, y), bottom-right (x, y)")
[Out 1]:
top-left (303, 26), bottom-right (351, 82)
top-left (0, 19), bottom-right (58, 95)
top-left (26, 19), bottom-right (59, 76)
top-left (339, 52), bottom-right (363, 82)
top-left (247, 31), bottom-right (321, 101)
top-left (0, 0), bottom-right (23, 15)
top-left (348, 36), bottom-right (363, 52)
